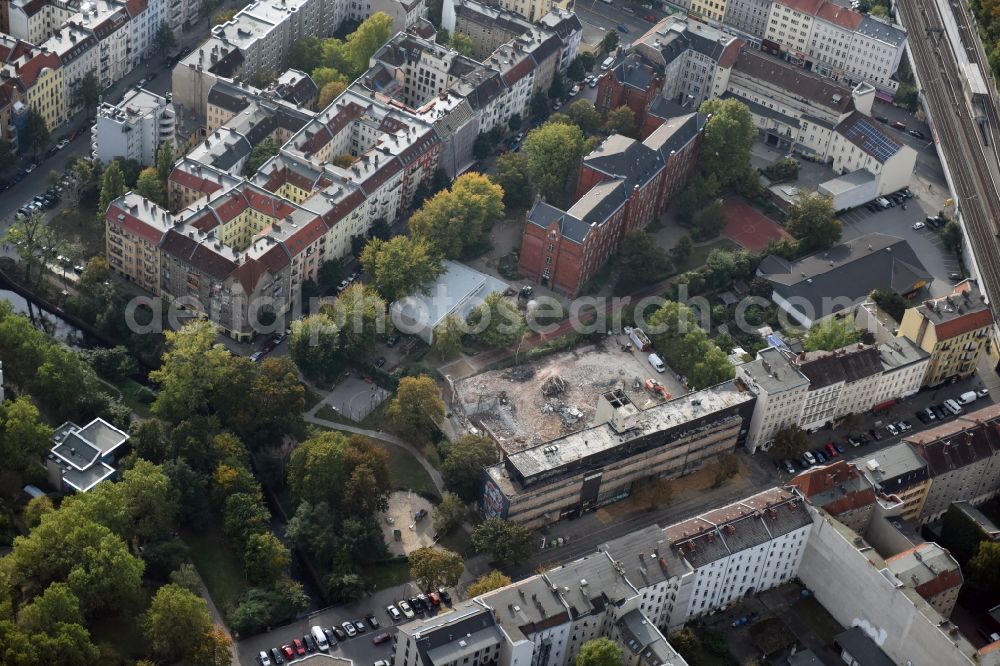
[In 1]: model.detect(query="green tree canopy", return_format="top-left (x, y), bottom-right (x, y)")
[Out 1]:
top-left (144, 584), bottom-right (214, 663)
top-left (493, 152), bottom-right (534, 210)
top-left (243, 138), bottom-right (279, 176)
top-left (244, 532), bottom-right (291, 585)
top-left (601, 30), bottom-right (619, 53)
top-left (522, 121), bottom-right (590, 206)
top-left (786, 192), bottom-right (841, 253)
top-left (564, 99), bottom-right (602, 135)
top-left (466, 291), bottom-right (526, 348)
top-left (135, 167), bottom-right (166, 206)
top-left (409, 172), bottom-right (505, 259)
top-left (803, 316), bottom-right (860, 352)
top-left (387, 375), bottom-right (445, 444)
top-left (433, 492), bottom-right (468, 533)
top-left (646, 300), bottom-right (734, 389)
top-left (73, 71), bottom-right (101, 116)
top-left (604, 106), bottom-right (636, 137)
top-left (361, 235), bottom-right (443, 301)
top-left (289, 312), bottom-right (342, 380)
top-left (98, 160), bottom-right (126, 216)
top-left (409, 547), bottom-right (465, 589)
top-left (576, 638), bottom-right (623, 666)
top-left (968, 540), bottom-right (1000, 596)
top-left (699, 97), bottom-right (756, 188)
top-left (289, 36), bottom-right (325, 73)
top-left (20, 108), bottom-right (50, 157)
top-left (769, 426), bottom-right (809, 459)
top-left (156, 141), bottom-right (174, 184)
top-left (433, 314), bottom-right (466, 359)
top-left (441, 435), bottom-right (497, 501)
top-left (615, 230), bottom-right (673, 294)
top-left (467, 570), bottom-right (513, 596)
top-left (325, 283), bottom-right (389, 356)
top-left (471, 517), bottom-right (534, 564)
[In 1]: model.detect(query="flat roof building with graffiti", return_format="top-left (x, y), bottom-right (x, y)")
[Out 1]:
top-left (480, 382), bottom-right (756, 528)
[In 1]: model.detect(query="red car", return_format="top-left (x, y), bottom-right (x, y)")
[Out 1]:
top-left (644, 13), bottom-right (657, 21)
top-left (825, 442), bottom-right (840, 458)
top-left (427, 591), bottom-right (441, 606)
top-left (281, 645), bottom-right (295, 660)
top-left (293, 639), bottom-right (306, 656)
top-left (373, 632), bottom-right (391, 645)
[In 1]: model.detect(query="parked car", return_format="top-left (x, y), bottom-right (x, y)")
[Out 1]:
top-left (875, 115), bottom-right (889, 123)
top-left (912, 221), bottom-right (925, 230)
top-left (354, 620), bottom-right (367, 634)
top-left (292, 639), bottom-right (306, 656)
top-left (387, 604), bottom-right (403, 621)
top-left (332, 626), bottom-right (348, 641)
top-left (427, 591), bottom-right (441, 606)
top-left (270, 647), bottom-right (285, 664)
top-left (399, 600), bottom-right (416, 618)
top-left (374, 357), bottom-right (386, 368)
top-left (813, 450), bottom-right (827, 464)
top-left (439, 588), bottom-right (452, 604)
top-left (569, 84), bottom-right (581, 96)
top-left (782, 459), bottom-right (797, 474)
top-left (303, 634), bottom-right (318, 652)
top-left (366, 615), bottom-right (380, 629)
top-left (323, 627), bottom-right (338, 648)
top-left (644, 13), bottom-right (658, 21)
top-left (916, 410), bottom-right (933, 425)
top-left (978, 388), bottom-right (991, 398)
top-left (802, 451), bottom-right (817, 466)
top-left (373, 632), bottom-right (391, 645)
top-left (342, 621), bottom-right (358, 637)
top-left (258, 650), bottom-right (272, 666)
top-left (589, 76), bottom-right (599, 88)
top-left (931, 404), bottom-right (948, 420)
top-left (825, 442), bottom-right (839, 458)
top-left (281, 645), bottom-right (295, 660)
top-left (892, 120), bottom-right (907, 131)
top-left (908, 129), bottom-right (926, 140)
top-left (386, 334), bottom-right (401, 347)
top-left (250, 351), bottom-right (264, 362)
top-left (617, 23), bottom-right (630, 33)
top-left (959, 390), bottom-right (979, 405)
top-left (886, 423), bottom-right (899, 436)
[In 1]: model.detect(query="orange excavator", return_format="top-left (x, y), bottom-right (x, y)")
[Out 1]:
top-left (644, 378), bottom-right (670, 399)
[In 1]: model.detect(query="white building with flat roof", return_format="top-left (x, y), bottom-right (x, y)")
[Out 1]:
top-left (390, 260), bottom-right (510, 344)
top-left (93, 86), bottom-right (175, 165)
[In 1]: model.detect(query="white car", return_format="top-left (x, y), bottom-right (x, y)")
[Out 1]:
top-left (399, 600), bottom-right (416, 619)
top-left (56, 138), bottom-right (69, 150)
top-left (342, 621), bottom-right (357, 637)
top-left (570, 84), bottom-right (581, 96)
top-left (912, 221), bottom-right (925, 230)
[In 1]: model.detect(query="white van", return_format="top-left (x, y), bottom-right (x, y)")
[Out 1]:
top-left (959, 391), bottom-right (979, 405)
top-left (600, 56), bottom-right (615, 70)
top-left (944, 399), bottom-right (963, 416)
top-left (875, 197), bottom-right (891, 209)
top-left (312, 625), bottom-right (330, 652)
top-left (648, 353), bottom-right (666, 373)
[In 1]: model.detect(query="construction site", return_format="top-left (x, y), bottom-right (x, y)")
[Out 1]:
top-left (451, 337), bottom-right (689, 453)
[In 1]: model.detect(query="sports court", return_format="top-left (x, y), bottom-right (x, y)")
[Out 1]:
top-left (722, 197), bottom-right (795, 252)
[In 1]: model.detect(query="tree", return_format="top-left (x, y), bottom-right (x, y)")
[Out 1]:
top-left (433, 492), bottom-right (468, 533)
top-left (23, 495), bottom-right (54, 528)
top-left (136, 166), bottom-right (166, 205)
top-left (0, 396), bottom-right (53, 480)
top-left (601, 30), bottom-right (620, 53)
top-left (803, 316), bottom-right (860, 352)
top-left (968, 540), bottom-right (1000, 595)
top-left (508, 113), bottom-right (522, 131)
top-left (145, 584), bottom-right (214, 663)
top-left (312, 66), bottom-right (346, 91)
top-left (548, 71), bottom-right (566, 101)
top-left (672, 234), bottom-right (693, 264)
top-left (289, 312), bottom-right (342, 380)
top-left (710, 453), bottom-right (740, 488)
top-left (212, 8), bottom-right (235, 24)
top-left (409, 172), bottom-right (505, 259)
top-left (567, 57), bottom-right (586, 82)
top-left (616, 230), bottom-right (673, 293)
top-left (433, 314), bottom-right (466, 359)
top-left (604, 106), bottom-right (636, 136)
top-left (441, 434), bottom-right (497, 500)
top-left (564, 99), bottom-right (602, 135)
top-left (223, 492), bottom-right (270, 552)
top-left (189, 626), bottom-right (233, 666)
top-left (73, 71), bottom-right (101, 116)
top-left (493, 152), bottom-right (534, 210)
top-left (769, 426), bottom-right (809, 459)
top-left (646, 300), bottom-right (734, 389)
top-left (6, 210), bottom-right (64, 283)
top-left (895, 82), bottom-right (918, 112)
top-left (98, 160), bottom-right (126, 216)
top-left (699, 97), bottom-right (755, 188)
top-left (318, 79), bottom-right (347, 108)
top-left (156, 141), bottom-right (174, 184)
top-left (451, 32), bottom-right (474, 57)
top-left (941, 219), bottom-right (963, 252)
top-left (17, 582), bottom-right (84, 634)
top-left (669, 628), bottom-right (702, 661)
top-left (20, 108), bottom-right (50, 157)
top-left (870, 289), bottom-right (910, 322)
top-left (523, 121), bottom-right (589, 205)
top-left (630, 477), bottom-right (674, 511)
top-left (577, 638), bottom-right (623, 666)
top-left (472, 517), bottom-right (534, 564)
top-left (244, 532), bottom-right (291, 585)
top-left (149, 320), bottom-right (236, 423)
top-left (326, 283), bottom-right (388, 356)
top-left (763, 156), bottom-right (799, 182)
top-left (467, 570), bottom-right (513, 597)
top-left (786, 192), bottom-right (841, 252)
top-left (387, 375), bottom-right (445, 444)
top-left (243, 138), bottom-right (279, 176)
top-left (289, 36), bottom-right (324, 73)
top-left (344, 12), bottom-right (394, 76)
top-left (409, 547), bottom-right (465, 589)
top-left (154, 22), bottom-right (177, 57)
top-left (530, 89), bottom-right (550, 120)
top-left (467, 291), bottom-right (526, 348)
top-left (360, 235), bottom-right (443, 301)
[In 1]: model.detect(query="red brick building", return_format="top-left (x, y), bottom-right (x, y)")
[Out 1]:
top-left (519, 112), bottom-right (705, 296)
top-left (595, 54), bottom-right (664, 136)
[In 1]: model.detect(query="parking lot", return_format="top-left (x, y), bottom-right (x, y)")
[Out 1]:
top-left (238, 584), bottom-right (455, 666)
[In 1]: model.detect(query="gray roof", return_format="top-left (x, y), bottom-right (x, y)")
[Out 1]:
top-left (862, 442), bottom-right (928, 491)
top-left (601, 524), bottom-right (688, 586)
top-left (819, 169), bottom-right (877, 197)
top-left (722, 91), bottom-right (800, 128)
top-left (544, 551), bottom-right (636, 619)
top-left (526, 200), bottom-right (590, 244)
top-left (795, 345), bottom-right (884, 389)
top-left (479, 576), bottom-right (570, 641)
top-left (52, 431), bottom-right (100, 470)
top-left (389, 259), bottom-right (510, 335)
top-left (856, 16), bottom-right (907, 47)
top-left (643, 112), bottom-right (705, 161)
top-left (835, 627), bottom-right (896, 666)
top-left (877, 336), bottom-right (928, 372)
top-left (583, 134), bottom-right (664, 192)
top-left (738, 346), bottom-right (809, 395)
top-left (758, 233), bottom-right (932, 321)
top-left (616, 609), bottom-right (685, 666)
top-left (399, 602), bottom-right (503, 666)
top-left (566, 180), bottom-right (628, 226)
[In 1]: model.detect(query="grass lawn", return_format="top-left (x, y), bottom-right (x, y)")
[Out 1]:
top-left (303, 386), bottom-right (323, 411)
top-left (793, 595), bottom-right (844, 643)
top-left (182, 527), bottom-right (249, 617)
top-left (362, 557), bottom-right (411, 591)
top-left (676, 238), bottom-right (740, 273)
top-left (385, 445), bottom-right (440, 500)
top-left (114, 377), bottom-right (154, 416)
top-left (49, 205), bottom-right (105, 261)
top-left (315, 404), bottom-right (358, 425)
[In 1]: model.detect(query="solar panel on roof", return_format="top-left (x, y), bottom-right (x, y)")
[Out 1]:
top-left (843, 116), bottom-right (901, 163)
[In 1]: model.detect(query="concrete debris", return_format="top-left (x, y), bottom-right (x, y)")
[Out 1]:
top-left (541, 375), bottom-right (568, 396)
top-left (504, 366), bottom-right (535, 382)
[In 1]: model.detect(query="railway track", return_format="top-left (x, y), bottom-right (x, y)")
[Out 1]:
top-left (897, 0), bottom-right (1000, 307)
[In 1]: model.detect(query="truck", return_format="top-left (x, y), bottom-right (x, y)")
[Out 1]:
top-left (629, 327), bottom-right (652, 352)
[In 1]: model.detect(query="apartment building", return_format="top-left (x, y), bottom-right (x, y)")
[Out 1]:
top-left (788, 460), bottom-right (877, 532)
top-left (722, 0), bottom-right (773, 39)
top-left (370, 0), bottom-right (423, 32)
top-left (0, 78), bottom-right (26, 150)
top-left (859, 442), bottom-right (931, 521)
top-left (906, 404), bottom-right (1000, 523)
top-left (8, 0), bottom-right (61, 44)
top-left (736, 346), bottom-right (810, 453)
top-left (480, 383), bottom-right (755, 528)
top-left (691, 0), bottom-right (728, 22)
top-left (520, 112), bottom-right (704, 297)
top-left (664, 488), bottom-right (812, 626)
top-left (393, 602), bottom-right (505, 666)
top-left (45, 25), bottom-right (97, 115)
top-left (885, 542), bottom-right (963, 619)
top-left (797, 345), bottom-right (885, 430)
top-left (93, 87), bottom-right (175, 164)
top-left (125, 0), bottom-right (166, 71)
top-left (6, 48), bottom-right (64, 128)
top-left (898, 279), bottom-right (994, 387)
top-left (762, 0), bottom-right (905, 92)
top-left (70, 1), bottom-right (130, 86)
